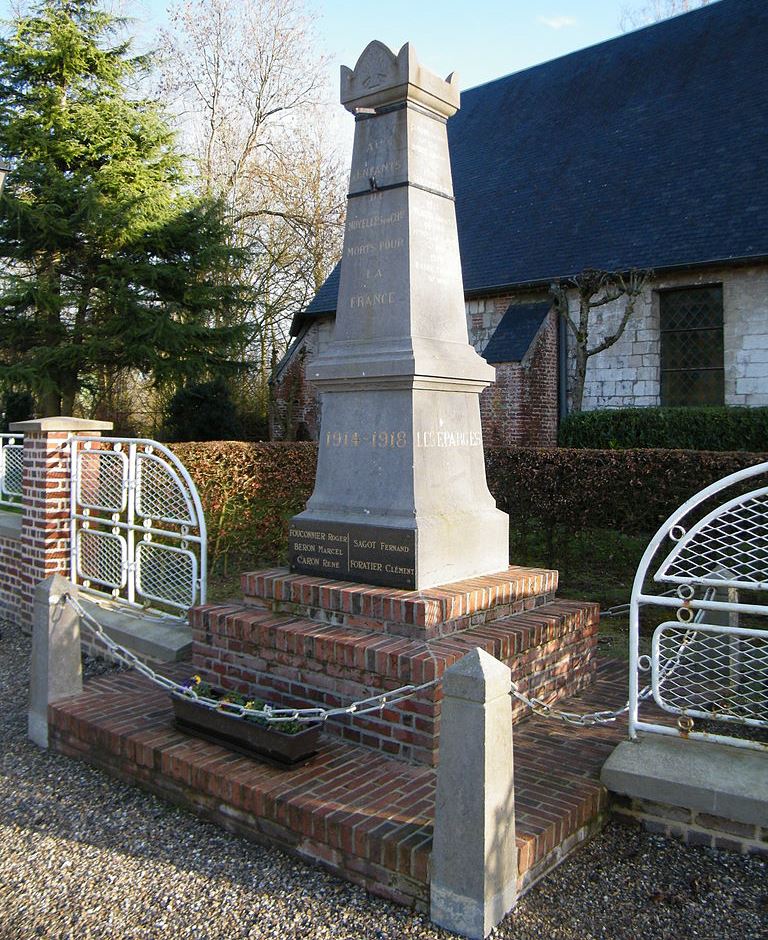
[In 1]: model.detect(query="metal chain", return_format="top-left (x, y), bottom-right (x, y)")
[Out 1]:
top-left (64, 588), bottom-right (708, 731)
top-left (520, 589), bottom-right (712, 726)
top-left (64, 593), bottom-right (439, 724)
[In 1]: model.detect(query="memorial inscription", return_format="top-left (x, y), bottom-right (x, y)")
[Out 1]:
top-left (289, 522), bottom-right (417, 589)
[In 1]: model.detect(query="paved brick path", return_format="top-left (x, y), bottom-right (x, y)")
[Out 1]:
top-left (48, 658), bottom-right (637, 909)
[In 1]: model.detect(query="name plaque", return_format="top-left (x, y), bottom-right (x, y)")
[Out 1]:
top-left (289, 522), bottom-right (417, 590)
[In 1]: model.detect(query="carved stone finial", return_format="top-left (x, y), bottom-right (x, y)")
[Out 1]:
top-left (340, 41), bottom-right (459, 117)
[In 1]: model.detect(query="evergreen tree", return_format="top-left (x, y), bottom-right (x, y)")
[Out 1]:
top-left (162, 378), bottom-right (241, 442)
top-left (0, 0), bottom-right (250, 416)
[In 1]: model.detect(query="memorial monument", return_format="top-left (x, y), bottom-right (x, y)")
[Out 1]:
top-left (289, 41), bottom-right (509, 590)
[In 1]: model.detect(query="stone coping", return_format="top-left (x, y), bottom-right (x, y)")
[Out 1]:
top-left (9, 416), bottom-right (113, 432)
top-left (0, 509), bottom-right (21, 541)
top-left (601, 735), bottom-right (768, 827)
top-left (242, 566), bottom-right (558, 636)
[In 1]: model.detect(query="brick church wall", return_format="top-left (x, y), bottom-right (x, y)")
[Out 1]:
top-left (270, 318), bottom-right (335, 441)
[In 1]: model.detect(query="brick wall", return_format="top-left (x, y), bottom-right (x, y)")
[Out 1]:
top-left (478, 310), bottom-right (559, 447)
top-left (190, 592), bottom-right (598, 768)
top-left (17, 430), bottom-right (73, 627)
top-left (270, 319), bottom-right (334, 441)
top-left (612, 795), bottom-right (768, 856)
top-left (0, 515), bottom-right (22, 626)
top-left (0, 418), bottom-right (111, 632)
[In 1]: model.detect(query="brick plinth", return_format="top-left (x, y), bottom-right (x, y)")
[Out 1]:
top-left (242, 566), bottom-right (558, 640)
top-left (48, 660), bottom-right (631, 911)
top-left (190, 590), bottom-right (599, 766)
top-left (611, 796), bottom-right (768, 856)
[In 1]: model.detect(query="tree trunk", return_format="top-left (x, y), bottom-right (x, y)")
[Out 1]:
top-left (40, 388), bottom-right (62, 417)
top-left (571, 345), bottom-right (588, 412)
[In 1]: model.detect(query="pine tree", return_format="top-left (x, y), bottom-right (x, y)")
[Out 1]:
top-left (0, 0), bottom-right (250, 417)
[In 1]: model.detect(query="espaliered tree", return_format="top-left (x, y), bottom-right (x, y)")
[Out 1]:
top-left (551, 268), bottom-right (653, 413)
top-left (0, 0), bottom-right (251, 417)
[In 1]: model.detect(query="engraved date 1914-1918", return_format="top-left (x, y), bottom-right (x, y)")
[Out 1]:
top-left (325, 430), bottom-right (407, 448)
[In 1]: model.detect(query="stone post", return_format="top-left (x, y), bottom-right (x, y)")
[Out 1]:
top-left (9, 417), bottom-right (112, 630)
top-left (430, 647), bottom-right (517, 939)
top-left (28, 573), bottom-right (83, 748)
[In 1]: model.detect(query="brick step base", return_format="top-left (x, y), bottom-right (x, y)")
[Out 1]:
top-left (48, 660), bottom-right (630, 911)
top-left (241, 566), bottom-right (559, 640)
top-left (190, 597), bottom-right (599, 766)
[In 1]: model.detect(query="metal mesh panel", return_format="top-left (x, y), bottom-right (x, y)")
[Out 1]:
top-left (136, 453), bottom-right (194, 524)
top-left (653, 623), bottom-right (768, 725)
top-left (76, 530), bottom-right (127, 590)
top-left (78, 449), bottom-right (128, 512)
top-left (657, 491), bottom-right (768, 587)
top-left (2, 443), bottom-right (23, 496)
top-left (136, 542), bottom-right (196, 609)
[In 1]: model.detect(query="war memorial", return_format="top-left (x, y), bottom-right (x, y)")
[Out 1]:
top-left (7, 10), bottom-right (766, 938)
top-left (34, 41), bottom-right (609, 940)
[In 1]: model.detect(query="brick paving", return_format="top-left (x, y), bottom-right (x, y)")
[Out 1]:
top-left (49, 658), bottom-right (631, 911)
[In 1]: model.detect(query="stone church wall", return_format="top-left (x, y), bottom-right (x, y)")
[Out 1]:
top-left (572, 263), bottom-right (768, 412)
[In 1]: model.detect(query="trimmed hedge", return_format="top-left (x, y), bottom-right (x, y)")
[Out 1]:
top-left (558, 407), bottom-right (768, 452)
top-left (173, 442), bottom-right (767, 572)
top-left (486, 447), bottom-right (767, 537)
top-left (171, 442), bottom-right (316, 574)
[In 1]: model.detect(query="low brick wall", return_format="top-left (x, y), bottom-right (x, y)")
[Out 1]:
top-left (612, 795), bottom-right (768, 856)
top-left (0, 510), bottom-right (22, 625)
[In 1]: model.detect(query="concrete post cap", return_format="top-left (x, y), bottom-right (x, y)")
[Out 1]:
top-left (340, 40), bottom-right (459, 117)
top-left (442, 647), bottom-right (512, 703)
top-left (9, 416), bottom-right (114, 433)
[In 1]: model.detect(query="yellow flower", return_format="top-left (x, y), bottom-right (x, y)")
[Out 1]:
top-left (192, 674), bottom-right (202, 684)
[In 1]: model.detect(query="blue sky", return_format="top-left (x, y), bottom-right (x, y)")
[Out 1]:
top-left (1, 0), bottom-right (706, 151)
top-left (128, 0), bottom-right (643, 91)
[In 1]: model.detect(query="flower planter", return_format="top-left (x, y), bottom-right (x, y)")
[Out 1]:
top-left (171, 694), bottom-right (323, 768)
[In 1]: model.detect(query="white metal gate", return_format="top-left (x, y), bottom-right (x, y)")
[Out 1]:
top-left (630, 461), bottom-right (768, 751)
top-left (0, 433), bottom-right (23, 509)
top-left (70, 436), bottom-right (207, 618)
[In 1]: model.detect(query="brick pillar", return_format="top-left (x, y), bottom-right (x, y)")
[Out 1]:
top-left (9, 417), bottom-right (112, 631)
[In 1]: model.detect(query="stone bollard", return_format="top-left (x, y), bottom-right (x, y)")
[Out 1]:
top-left (430, 647), bottom-right (517, 939)
top-left (28, 574), bottom-right (83, 748)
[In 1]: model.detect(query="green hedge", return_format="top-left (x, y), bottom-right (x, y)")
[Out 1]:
top-left (171, 442), bottom-right (316, 574)
top-left (172, 442), bottom-right (768, 573)
top-left (558, 407), bottom-right (768, 452)
top-left (485, 447), bottom-right (767, 537)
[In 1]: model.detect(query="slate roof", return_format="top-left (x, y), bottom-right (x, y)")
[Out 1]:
top-left (297, 0), bottom-right (768, 331)
top-left (480, 302), bottom-right (552, 364)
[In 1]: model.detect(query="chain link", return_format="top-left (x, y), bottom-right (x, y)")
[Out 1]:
top-left (65, 590), bottom-right (705, 731)
top-left (64, 593), bottom-right (439, 724)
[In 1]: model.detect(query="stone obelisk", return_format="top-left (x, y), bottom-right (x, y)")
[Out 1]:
top-left (289, 41), bottom-right (508, 590)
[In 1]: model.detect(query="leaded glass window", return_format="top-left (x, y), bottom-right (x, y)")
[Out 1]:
top-left (660, 286), bottom-right (724, 406)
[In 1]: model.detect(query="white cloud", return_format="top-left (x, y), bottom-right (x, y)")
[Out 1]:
top-left (538, 15), bottom-right (578, 29)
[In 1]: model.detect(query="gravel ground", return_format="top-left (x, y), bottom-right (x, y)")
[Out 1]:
top-left (1, 623), bottom-right (766, 940)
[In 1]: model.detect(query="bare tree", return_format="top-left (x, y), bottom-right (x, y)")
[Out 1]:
top-left (620, 0), bottom-right (712, 30)
top-left (158, 0), bottom-right (346, 430)
top-left (550, 269), bottom-right (653, 412)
